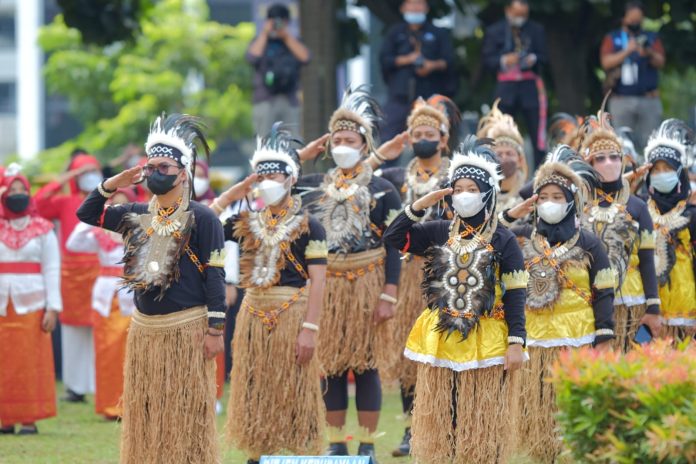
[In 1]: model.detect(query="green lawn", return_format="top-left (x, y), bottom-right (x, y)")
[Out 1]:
top-left (2, 383), bottom-right (536, 463)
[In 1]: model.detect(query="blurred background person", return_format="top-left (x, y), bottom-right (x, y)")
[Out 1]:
top-left (379, 0), bottom-right (456, 145)
top-left (35, 154), bottom-right (102, 403)
top-left (0, 166), bottom-right (61, 435)
top-left (193, 159), bottom-right (217, 204)
top-left (482, 0), bottom-right (548, 167)
top-left (246, 3), bottom-right (310, 137)
top-left (66, 188), bottom-right (136, 420)
top-left (601, 1), bottom-right (665, 152)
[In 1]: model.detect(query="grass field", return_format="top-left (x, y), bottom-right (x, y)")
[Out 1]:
top-left (2, 382), bottom-right (537, 463)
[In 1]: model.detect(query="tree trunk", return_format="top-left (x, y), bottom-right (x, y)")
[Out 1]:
top-left (300, 0), bottom-right (339, 143)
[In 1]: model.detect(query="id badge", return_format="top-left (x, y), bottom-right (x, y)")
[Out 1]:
top-left (621, 61), bottom-right (637, 86)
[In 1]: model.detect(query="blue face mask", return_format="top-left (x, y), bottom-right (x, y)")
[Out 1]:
top-left (403, 12), bottom-right (426, 25)
top-left (650, 171), bottom-right (680, 193)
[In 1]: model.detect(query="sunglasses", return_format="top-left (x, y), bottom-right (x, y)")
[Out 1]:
top-left (143, 163), bottom-right (183, 176)
top-left (593, 154), bottom-right (622, 164)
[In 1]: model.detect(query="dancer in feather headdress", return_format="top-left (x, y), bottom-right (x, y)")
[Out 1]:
top-left (368, 97), bottom-right (454, 458)
top-left (579, 100), bottom-right (662, 351)
top-left (477, 99), bottom-right (530, 227)
top-left (643, 119), bottom-right (696, 341)
top-left (296, 85), bottom-right (402, 461)
top-left (383, 136), bottom-right (528, 464)
top-left (210, 124), bottom-right (328, 464)
top-left (512, 145), bottom-right (615, 463)
top-left (77, 113), bottom-right (227, 464)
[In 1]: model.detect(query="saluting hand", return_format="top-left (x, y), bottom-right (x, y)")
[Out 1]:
top-left (412, 187), bottom-right (452, 212)
top-left (103, 166), bottom-right (144, 191)
top-left (298, 133), bottom-right (330, 161)
top-left (377, 131), bottom-right (409, 162)
top-left (217, 174), bottom-right (258, 208)
top-left (508, 194), bottom-right (538, 220)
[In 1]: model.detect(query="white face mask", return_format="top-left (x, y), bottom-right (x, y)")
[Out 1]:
top-left (257, 179), bottom-right (289, 206)
top-left (331, 145), bottom-right (363, 169)
top-left (452, 191), bottom-right (488, 218)
top-left (193, 177), bottom-right (210, 196)
top-left (78, 171), bottom-right (103, 192)
top-left (650, 171), bottom-right (680, 193)
top-left (537, 201), bottom-right (572, 225)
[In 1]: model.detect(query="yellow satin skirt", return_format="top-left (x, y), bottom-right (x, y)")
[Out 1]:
top-left (659, 229), bottom-right (696, 326)
top-left (526, 287), bottom-right (596, 348)
top-left (404, 308), bottom-right (517, 372)
top-left (616, 250), bottom-right (645, 306)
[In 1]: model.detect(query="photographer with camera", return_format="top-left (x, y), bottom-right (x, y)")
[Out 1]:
top-left (601, 1), bottom-right (665, 152)
top-left (482, 0), bottom-right (548, 167)
top-left (247, 4), bottom-right (310, 137)
top-left (379, 0), bottom-right (456, 152)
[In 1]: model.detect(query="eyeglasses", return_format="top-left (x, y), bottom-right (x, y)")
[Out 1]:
top-left (593, 154), bottom-right (622, 164)
top-left (143, 163), bottom-right (182, 176)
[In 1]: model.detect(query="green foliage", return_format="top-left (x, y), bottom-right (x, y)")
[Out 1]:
top-left (34, 0), bottom-right (254, 175)
top-left (550, 340), bottom-right (696, 463)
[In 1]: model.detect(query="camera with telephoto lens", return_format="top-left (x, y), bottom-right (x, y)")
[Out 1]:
top-left (273, 18), bottom-right (284, 31)
top-left (413, 55), bottom-right (425, 68)
top-left (636, 34), bottom-right (649, 48)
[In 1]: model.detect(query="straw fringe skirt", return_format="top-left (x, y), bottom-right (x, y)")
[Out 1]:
top-left (226, 287), bottom-right (324, 458)
top-left (382, 256), bottom-right (425, 389)
top-left (120, 307), bottom-right (218, 464)
top-left (519, 346), bottom-right (566, 463)
top-left (410, 363), bottom-right (519, 464)
top-left (612, 303), bottom-right (646, 352)
top-left (318, 249), bottom-right (395, 375)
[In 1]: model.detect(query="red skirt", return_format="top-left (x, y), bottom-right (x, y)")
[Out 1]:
top-left (93, 299), bottom-right (130, 417)
top-left (0, 302), bottom-right (56, 425)
top-left (60, 255), bottom-right (100, 326)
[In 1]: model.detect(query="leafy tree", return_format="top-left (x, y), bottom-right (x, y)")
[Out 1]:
top-left (57, 0), bottom-right (151, 45)
top-left (34, 0), bottom-right (254, 174)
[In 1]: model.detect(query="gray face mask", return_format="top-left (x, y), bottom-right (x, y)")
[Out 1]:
top-left (78, 171), bottom-right (103, 192)
top-left (508, 16), bottom-right (527, 28)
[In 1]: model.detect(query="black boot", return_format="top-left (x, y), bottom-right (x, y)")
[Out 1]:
top-left (357, 442), bottom-right (378, 464)
top-left (245, 459), bottom-right (259, 464)
top-left (326, 442), bottom-right (349, 456)
top-left (391, 427), bottom-right (411, 457)
top-left (61, 389), bottom-right (86, 403)
top-left (17, 424), bottom-right (38, 435)
top-left (0, 425), bottom-right (14, 434)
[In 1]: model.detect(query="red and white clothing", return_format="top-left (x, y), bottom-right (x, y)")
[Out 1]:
top-left (0, 215), bottom-right (62, 426)
top-left (66, 222), bottom-right (135, 317)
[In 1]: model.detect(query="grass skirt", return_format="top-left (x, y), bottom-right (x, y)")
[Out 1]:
top-left (519, 346), bottom-right (567, 463)
top-left (120, 307), bottom-right (219, 464)
top-left (382, 256), bottom-right (425, 390)
top-left (318, 249), bottom-right (395, 375)
top-left (226, 287), bottom-right (324, 458)
top-left (410, 363), bottom-right (519, 463)
top-left (613, 303), bottom-right (646, 352)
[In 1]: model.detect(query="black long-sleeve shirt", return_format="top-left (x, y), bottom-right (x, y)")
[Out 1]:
top-left (77, 190), bottom-right (227, 328)
top-left (513, 225), bottom-right (616, 344)
top-left (383, 210), bottom-right (527, 340)
top-left (481, 18), bottom-right (548, 75)
top-left (379, 21), bottom-right (456, 101)
top-left (299, 172), bottom-right (403, 285)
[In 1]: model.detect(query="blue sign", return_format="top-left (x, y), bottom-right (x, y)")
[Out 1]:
top-left (259, 458), bottom-right (371, 464)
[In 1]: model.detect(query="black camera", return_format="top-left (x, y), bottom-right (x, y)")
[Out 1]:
top-left (413, 55), bottom-right (425, 68)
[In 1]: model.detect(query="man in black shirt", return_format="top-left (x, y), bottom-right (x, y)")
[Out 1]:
top-left (379, 0), bottom-right (456, 145)
top-left (482, 0), bottom-right (548, 167)
top-left (77, 113), bottom-right (226, 464)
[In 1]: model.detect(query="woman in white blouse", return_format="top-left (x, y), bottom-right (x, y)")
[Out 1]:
top-left (0, 166), bottom-right (62, 435)
top-left (66, 188), bottom-right (135, 420)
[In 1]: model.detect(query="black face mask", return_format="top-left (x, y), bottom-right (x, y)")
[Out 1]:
top-left (146, 172), bottom-right (179, 196)
top-left (5, 194), bottom-right (30, 213)
top-left (412, 140), bottom-right (440, 159)
top-left (627, 23), bottom-right (641, 34)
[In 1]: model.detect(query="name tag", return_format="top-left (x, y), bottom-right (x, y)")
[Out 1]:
top-left (260, 458), bottom-right (371, 464)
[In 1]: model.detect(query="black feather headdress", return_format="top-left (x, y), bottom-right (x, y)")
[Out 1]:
top-left (145, 112), bottom-right (210, 179)
top-left (251, 121), bottom-right (302, 178)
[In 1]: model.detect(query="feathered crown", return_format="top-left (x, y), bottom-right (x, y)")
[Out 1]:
top-left (145, 113), bottom-right (210, 177)
top-left (407, 98), bottom-right (450, 134)
top-left (448, 136), bottom-right (503, 191)
top-left (476, 99), bottom-right (524, 152)
top-left (328, 84), bottom-right (382, 154)
top-left (644, 118), bottom-right (694, 167)
top-left (251, 122), bottom-right (301, 178)
top-left (535, 145), bottom-right (597, 213)
top-left (579, 95), bottom-right (622, 160)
